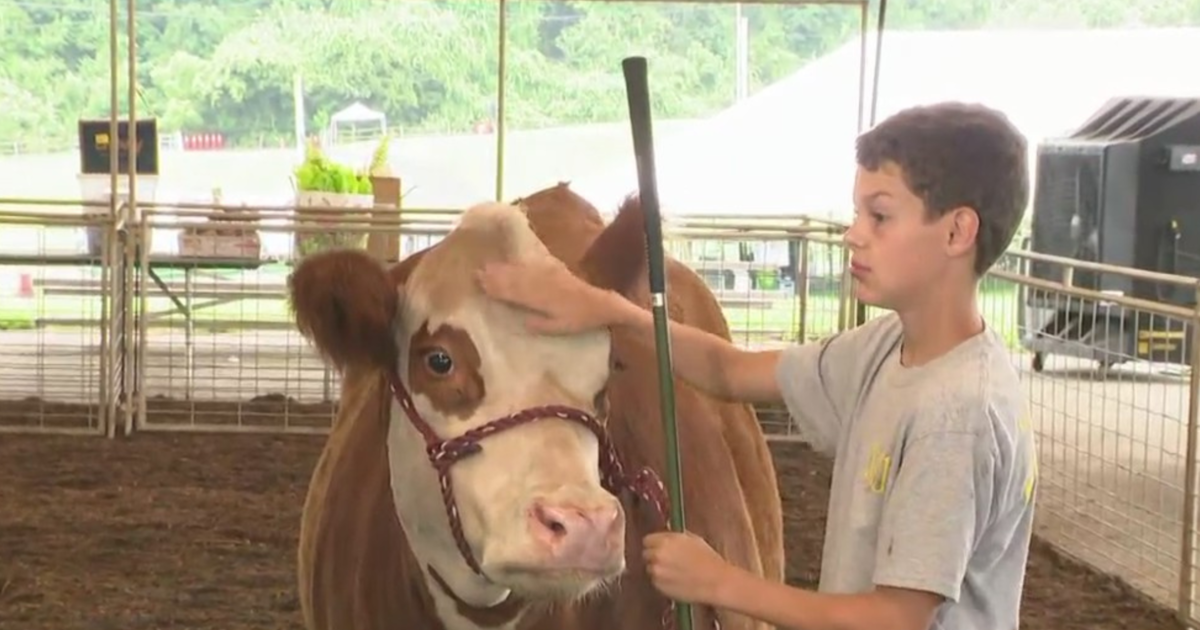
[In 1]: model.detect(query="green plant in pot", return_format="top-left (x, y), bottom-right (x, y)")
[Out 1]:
top-left (293, 138), bottom-right (377, 258)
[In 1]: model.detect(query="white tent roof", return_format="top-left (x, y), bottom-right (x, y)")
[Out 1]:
top-left (570, 27), bottom-right (1200, 221)
top-left (330, 101), bottom-right (387, 125)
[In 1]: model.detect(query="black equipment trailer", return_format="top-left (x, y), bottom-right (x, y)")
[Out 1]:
top-left (1021, 96), bottom-right (1200, 372)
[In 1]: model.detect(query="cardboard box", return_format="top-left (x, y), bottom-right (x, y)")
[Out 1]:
top-left (178, 232), bottom-right (261, 259)
top-left (367, 175), bottom-right (402, 263)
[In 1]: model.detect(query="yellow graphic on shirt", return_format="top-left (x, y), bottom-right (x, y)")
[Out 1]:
top-left (863, 443), bottom-right (892, 494)
top-left (1019, 414), bottom-right (1038, 505)
top-left (1024, 454), bottom-right (1039, 505)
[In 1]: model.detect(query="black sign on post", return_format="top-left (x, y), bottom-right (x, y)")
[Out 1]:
top-left (78, 118), bottom-right (160, 176)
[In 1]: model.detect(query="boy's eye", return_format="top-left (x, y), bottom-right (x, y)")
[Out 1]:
top-left (853, 206), bottom-right (888, 225)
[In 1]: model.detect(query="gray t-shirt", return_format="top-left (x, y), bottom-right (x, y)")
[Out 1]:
top-left (777, 312), bottom-right (1037, 629)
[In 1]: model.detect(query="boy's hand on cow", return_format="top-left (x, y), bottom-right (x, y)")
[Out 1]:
top-left (476, 259), bottom-right (632, 334)
top-left (643, 531), bottom-right (735, 606)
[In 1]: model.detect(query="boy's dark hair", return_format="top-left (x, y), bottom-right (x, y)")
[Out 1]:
top-left (855, 101), bottom-right (1030, 276)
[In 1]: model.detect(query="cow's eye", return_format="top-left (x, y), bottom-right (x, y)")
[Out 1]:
top-left (424, 349), bottom-right (454, 375)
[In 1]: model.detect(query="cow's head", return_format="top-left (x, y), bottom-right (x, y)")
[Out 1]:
top-left (289, 199), bottom-right (646, 610)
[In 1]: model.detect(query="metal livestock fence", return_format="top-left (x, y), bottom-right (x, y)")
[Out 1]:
top-left (0, 198), bottom-right (1196, 626)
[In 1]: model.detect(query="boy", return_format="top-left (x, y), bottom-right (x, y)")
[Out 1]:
top-left (477, 101), bottom-right (1037, 630)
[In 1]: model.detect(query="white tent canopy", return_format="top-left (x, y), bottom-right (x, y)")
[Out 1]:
top-left (328, 101), bottom-right (387, 141)
top-left (571, 27), bottom-right (1200, 223)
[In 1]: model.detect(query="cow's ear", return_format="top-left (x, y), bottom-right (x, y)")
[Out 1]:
top-left (577, 194), bottom-right (647, 296)
top-left (288, 249), bottom-right (401, 372)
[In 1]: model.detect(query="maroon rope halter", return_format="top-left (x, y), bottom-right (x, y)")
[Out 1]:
top-left (386, 370), bottom-right (719, 630)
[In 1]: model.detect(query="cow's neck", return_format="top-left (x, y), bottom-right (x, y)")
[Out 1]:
top-left (421, 563), bottom-right (528, 630)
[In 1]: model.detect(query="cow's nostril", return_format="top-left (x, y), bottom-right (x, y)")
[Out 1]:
top-left (533, 504), bottom-right (571, 539)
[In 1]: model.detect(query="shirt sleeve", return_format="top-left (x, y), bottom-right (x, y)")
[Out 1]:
top-left (871, 429), bottom-right (998, 603)
top-left (774, 332), bottom-right (851, 459)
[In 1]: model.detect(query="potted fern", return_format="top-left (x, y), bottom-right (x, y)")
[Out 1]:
top-left (292, 138), bottom-right (376, 258)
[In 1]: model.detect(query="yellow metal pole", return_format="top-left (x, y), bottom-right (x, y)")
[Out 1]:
top-left (103, 0), bottom-right (119, 439)
top-left (856, 0), bottom-right (866, 133)
top-left (1178, 287), bottom-right (1200, 623)
top-left (124, 0), bottom-right (139, 436)
top-left (869, 0), bottom-right (888, 127)
top-left (494, 0), bottom-right (508, 201)
top-left (127, 0), bottom-right (137, 223)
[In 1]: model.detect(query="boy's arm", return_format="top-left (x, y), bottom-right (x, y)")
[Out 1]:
top-left (478, 258), bottom-right (848, 448)
top-left (606, 290), bottom-right (853, 457)
top-left (606, 291), bottom-right (784, 404)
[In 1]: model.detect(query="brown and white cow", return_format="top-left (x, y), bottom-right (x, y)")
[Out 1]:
top-left (288, 184), bottom-right (783, 630)
top-left (516, 183), bottom-right (784, 585)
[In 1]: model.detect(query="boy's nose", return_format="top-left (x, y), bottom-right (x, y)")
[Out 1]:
top-left (842, 224), bottom-right (865, 249)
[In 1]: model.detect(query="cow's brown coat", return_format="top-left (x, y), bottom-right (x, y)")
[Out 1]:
top-left (289, 183), bottom-right (784, 630)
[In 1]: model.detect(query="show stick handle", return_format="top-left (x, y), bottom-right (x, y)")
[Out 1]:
top-left (621, 55), bottom-right (668, 295)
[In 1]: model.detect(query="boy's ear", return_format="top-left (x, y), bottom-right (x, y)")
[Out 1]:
top-left (946, 206), bottom-right (980, 255)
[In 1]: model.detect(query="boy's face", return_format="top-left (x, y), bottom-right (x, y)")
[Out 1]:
top-left (844, 161), bottom-right (975, 311)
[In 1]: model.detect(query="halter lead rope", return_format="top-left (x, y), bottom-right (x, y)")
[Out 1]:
top-left (386, 371), bottom-right (718, 630)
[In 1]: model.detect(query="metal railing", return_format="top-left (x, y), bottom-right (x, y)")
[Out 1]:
top-left (989, 246), bottom-right (1200, 622)
top-left (0, 199), bottom-right (1195, 625)
top-left (0, 202), bottom-right (123, 436)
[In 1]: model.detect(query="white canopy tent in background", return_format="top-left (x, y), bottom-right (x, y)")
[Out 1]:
top-left (327, 101), bottom-right (388, 143)
top-left (571, 27), bottom-right (1200, 224)
top-left (567, 27), bottom-right (1200, 270)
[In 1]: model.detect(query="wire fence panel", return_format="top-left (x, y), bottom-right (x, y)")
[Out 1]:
top-left (1, 200), bottom-right (1197, 623)
top-left (0, 202), bottom-right (118, 436)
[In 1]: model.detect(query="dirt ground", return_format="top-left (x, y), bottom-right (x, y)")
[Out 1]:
top-left (0, 430), bottom-right (1184, 630)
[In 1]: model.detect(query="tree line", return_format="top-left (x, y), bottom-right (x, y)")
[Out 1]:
top-left (2, 0), bottom-right (1198, 151)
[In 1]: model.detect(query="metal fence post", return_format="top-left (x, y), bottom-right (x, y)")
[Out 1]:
top-left (1178, 286), bottom-right (1200, 624)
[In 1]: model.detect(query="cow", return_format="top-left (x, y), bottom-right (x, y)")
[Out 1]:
top-left (515, 184), bottom-right (784, 583)
top-left (287, 183), bottom-right (784, 630)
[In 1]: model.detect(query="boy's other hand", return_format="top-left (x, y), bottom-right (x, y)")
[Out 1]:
top-left (643, 531), bottom-right (735, 606)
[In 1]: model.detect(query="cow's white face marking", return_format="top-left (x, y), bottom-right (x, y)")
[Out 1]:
top-left (385, 202), bottom-right (626, 614)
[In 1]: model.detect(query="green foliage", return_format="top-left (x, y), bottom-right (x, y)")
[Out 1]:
top-left (368, 133), bottom-right (390, 176)
top-left (3, 0), bottom-right (1199, 152)
top-left (1, 0), bottom-right (855, 150)
top-left (293, 139), bottom-right (372, 195)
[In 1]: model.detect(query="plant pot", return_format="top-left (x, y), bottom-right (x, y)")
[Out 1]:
top-left (294, 190), bottom-right (374, 259)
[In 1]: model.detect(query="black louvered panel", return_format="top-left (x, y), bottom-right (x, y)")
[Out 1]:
top-left (1029, 146), bottom-right (1104, 291)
